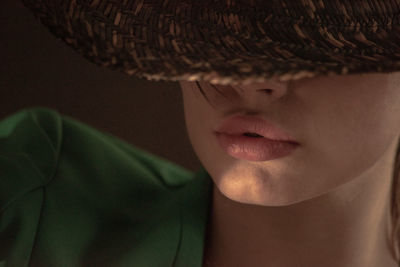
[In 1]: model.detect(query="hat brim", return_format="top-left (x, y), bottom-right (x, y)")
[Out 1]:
top-left (22, 0), bottom-right (400, 85)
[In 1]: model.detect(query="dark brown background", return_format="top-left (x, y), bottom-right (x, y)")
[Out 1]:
top-left (0, 0), bottom-right (201, 172)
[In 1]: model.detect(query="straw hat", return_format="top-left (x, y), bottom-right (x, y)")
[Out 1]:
top-left (22, 0), bottom-right (400, 85)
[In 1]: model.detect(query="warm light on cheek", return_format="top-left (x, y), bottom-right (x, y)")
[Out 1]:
top-left (214, 164), bottom-right (290, 206)
top-left (219, 173), bottom-right (265, 204)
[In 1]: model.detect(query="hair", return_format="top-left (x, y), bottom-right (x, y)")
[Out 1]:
top-left (194, 78), bottom-right (400, 263)
top-left (195, 81), bottom-right (220, 108)
top-left (391, 137), bottom-right (400, 261)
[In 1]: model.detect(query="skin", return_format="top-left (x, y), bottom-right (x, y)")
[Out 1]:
top-left (178, 72), bottom-right (400, 267)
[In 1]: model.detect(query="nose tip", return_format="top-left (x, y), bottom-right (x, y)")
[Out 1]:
top-left (234, 80), bottom-right (289, 97)
top-left (257, 89), bottom-right (273, 94)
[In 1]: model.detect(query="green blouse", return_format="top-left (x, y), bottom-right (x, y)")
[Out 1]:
top-left (0, 107), bottom-right (212, 267)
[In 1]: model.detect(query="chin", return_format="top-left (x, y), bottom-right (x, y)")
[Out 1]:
top-left (215, 173), bottom-right (311, 207)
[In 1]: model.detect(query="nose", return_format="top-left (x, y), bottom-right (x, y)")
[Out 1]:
top-left (228, 79), bottom-right (290, 109)
top-left (207, 79), bottom-right (292, 119)
top-left (232, 79), bottom-right (290, 98)
top-left (193, 78), bottom-right (291, 110)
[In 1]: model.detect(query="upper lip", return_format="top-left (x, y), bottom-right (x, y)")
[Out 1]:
top-left (215, 115), bottom-right (298, 143)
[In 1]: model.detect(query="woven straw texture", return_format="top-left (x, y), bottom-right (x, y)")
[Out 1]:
top-left (22, 0), bottom-right (400, 85)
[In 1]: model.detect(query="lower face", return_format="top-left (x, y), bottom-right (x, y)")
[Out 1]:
top-left (179, 72), bottom-right (400, 206)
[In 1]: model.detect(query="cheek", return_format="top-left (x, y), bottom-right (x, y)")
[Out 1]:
top-left (339, 91), bottom-right (398, 157)
top-left (304, 90), bottom-right (399, 188)
top-left (181, 88), bottom-right (213, 153)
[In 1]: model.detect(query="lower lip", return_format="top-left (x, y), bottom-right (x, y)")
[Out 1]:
top-left (215, 133), bottom-right (299, 162)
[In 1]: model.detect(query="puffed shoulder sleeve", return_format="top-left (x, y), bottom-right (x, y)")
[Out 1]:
top-left (0, 107), bottom-right (62, 265)
top-left (0, 106), bottom-right (210, 267)
top-left (0, 107), bottom-right (62, 210)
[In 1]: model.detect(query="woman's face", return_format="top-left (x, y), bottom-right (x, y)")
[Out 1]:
top-left (179, 72), bottom-right (400, 206)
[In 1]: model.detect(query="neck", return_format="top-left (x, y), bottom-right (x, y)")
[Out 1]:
top-left (203, 143), bottom-right (399, 267)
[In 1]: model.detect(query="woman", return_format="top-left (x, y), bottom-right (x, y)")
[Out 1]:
top-left (1, 0), bottom-right (400, 266)
top-left (180, 74), bottom-right (400, 266)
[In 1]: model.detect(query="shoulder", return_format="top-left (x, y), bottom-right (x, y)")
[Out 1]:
top-left (0, 106), bottom-right (62, 211)
top-left (0, 105), bottom-right (193, 194)
top-left (0, 106), bottom-right (209, 266)
top-left (0, 105), bottom-right (203, 219)
top-left (0, 105), bottom-right (205, 213)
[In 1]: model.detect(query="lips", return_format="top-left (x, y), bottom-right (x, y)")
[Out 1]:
top-left (215, 115), bottom-right (298, 143)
